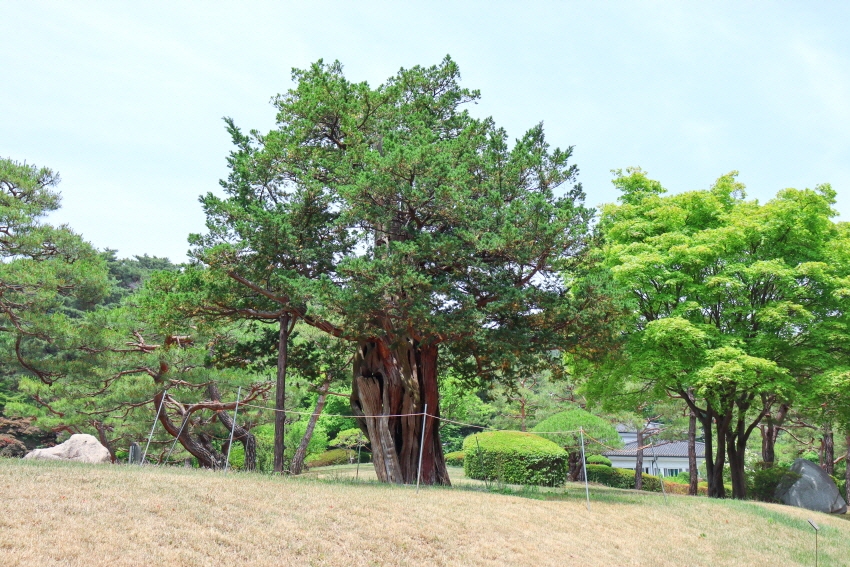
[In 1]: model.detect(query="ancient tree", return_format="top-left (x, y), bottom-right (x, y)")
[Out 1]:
top-left (192, 57), bottom-right (614, 485)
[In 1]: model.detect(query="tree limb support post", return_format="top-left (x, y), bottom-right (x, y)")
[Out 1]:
top-left (224, 386), bottom-right (242, 473)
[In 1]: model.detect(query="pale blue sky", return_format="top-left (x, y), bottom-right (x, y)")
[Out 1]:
top-left (3, 1), bottom-right (848, 260)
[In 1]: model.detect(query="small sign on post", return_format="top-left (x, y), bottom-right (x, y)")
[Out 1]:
top-left (808, 519), bottom-right (819, 567)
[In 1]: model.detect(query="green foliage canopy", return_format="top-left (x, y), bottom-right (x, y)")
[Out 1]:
top-left (532, 407), bottom-right (622, 456)
top-left (587, 167), bottom-right (850, 498)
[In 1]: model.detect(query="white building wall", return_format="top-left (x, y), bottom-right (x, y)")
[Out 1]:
top-left (607, 455), bottom-right (704, 477)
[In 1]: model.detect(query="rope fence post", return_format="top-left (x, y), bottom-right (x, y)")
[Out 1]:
top-left (142, 389), bottom-right (168, 465)
top-left (580, 426), bottom-right (590, 511)
top-left (416, 403), bottom-right (428, 493)
top-left (224, 386), bottom-right (242, 473)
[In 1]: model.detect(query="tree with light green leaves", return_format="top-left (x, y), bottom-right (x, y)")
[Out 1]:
top-left (587, 167), bottom-right (850, 499)
top-left (187, 57), bottom-right (618, 485)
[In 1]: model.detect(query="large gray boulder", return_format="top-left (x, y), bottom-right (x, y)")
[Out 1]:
top-left (775, 458), bottom-right (846, 514)
top-left (23, 433), bottom-right (111, 464)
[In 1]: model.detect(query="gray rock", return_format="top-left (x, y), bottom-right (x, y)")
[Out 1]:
top-left (775, 458), bottom-right (846, 514)
top-left (24, 433), bottom-right (111, 464)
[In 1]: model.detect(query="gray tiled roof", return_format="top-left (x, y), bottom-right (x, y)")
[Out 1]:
top-left (603, 440), bottom-right (705, 458)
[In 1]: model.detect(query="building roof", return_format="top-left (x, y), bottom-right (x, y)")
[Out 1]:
top-left (603, 440), bottom-right (705, 459)
top-left (614, 422), bottom-right (662, 434)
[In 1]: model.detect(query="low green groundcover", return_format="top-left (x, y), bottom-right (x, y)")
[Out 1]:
top-left (463, 431), bottom-right (567, 486)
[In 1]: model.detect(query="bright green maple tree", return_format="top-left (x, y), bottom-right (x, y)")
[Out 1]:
top-left (587, 167), bottom-right (850, 499)
top-left (189, 57), bottom-right (616, 485)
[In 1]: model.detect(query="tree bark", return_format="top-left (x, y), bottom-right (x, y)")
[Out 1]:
top-left (567, 451), bottom-right (581, 481)
top-left (727, 434), bottom-right (747, 499)
top-left (634, 428), bottom-right (644, 491)
top-left (822, 422), bottom-right (835, 476)
top-left (274, 313), bottom-right (291, 473)
top-left (701, 413), bottom-right (727, 498)
top-left (688, 406), bottom-right (698, 496)
top-left (94, 421), bottom-right (117, 464)
top-left (350, 338), bottom-right (449, 485)
top-left (154, 390), bottom-right (223, 469)
top-left (760, 403), bottom-right (788, 465)
top-left (290, 377), bottom-right (331, 475)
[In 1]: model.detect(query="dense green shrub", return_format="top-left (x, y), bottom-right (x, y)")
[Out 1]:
top-left (671, 471), bottom-right (691, 484)
top-left (463, 431), bottom-right (567, 486)
top-left (305, 448), bottom-right (371, 468)
top-left (587, 455), bottom-right (612, 467)
top-left (585, 465), bottom-right (663, 492)
top-left (749, 465), bottom-right (802, 503)
top-left (445, 451), bottom-right (464, 467)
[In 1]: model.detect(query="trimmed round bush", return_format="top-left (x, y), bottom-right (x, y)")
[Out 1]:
top-left (463, 431), bottom-right (567, 486)
top-left (445, 451), bottom-right (464, 467)
top-left (587, 455), bottom-right (612, 467)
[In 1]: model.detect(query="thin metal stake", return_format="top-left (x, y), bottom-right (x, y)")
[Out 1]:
top-left (355, 432), bottom-right (363, 481)
top-left (580, 426), bottom-right (590, 511)
top-left (142, 389), bottom-right (168, 465)
top-left (163, 410), bottom-right (191, 465)
top-left (224, 386), bottom-right (242, 473)
top-left (416, 403), bottom-right (428, 493)
top-left (650, 441), bottom-right (667, 504)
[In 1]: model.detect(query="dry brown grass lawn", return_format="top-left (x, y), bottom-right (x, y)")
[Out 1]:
top-left (1, 459), bottom-right (848, 567)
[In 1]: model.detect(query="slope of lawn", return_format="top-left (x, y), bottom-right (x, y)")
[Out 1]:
top-left (1, 459), bottom-right (848, 567)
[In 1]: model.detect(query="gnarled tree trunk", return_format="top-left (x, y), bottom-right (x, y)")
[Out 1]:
top-left (290, 377), bottom-right (331, 475)
top-left (154, 390), bottom-right (223, 469)
top-left (350, 337), bottom-right (449, 485)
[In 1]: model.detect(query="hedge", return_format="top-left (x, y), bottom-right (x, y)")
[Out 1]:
top-left (305, 448), bottom-right (371, 468)
top-left (445, 451), bottom-right (464, 467)
top-left (463, 431), bottom-right (567, 486)
top-left (585, 465), bottom-right (663, 492)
